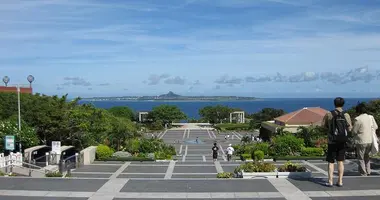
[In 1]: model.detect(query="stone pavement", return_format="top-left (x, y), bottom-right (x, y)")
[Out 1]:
top-left (1, 129), bottom-right (380, 200)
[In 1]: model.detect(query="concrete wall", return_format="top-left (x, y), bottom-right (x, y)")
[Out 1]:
top-left (80, 146), bottom-right (97, 165)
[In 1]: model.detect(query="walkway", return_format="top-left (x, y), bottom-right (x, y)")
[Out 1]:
top-left (0, 130), bottom-right (380, 200)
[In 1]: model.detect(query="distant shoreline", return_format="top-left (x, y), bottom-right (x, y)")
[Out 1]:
top-left (80, 99), bottom-right (264, 102)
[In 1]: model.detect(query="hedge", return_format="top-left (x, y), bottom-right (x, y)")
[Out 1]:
top-left (272, 156), bottom-right (325, 161)
top-left (96, 144), bottom-right (114, 160)
top-left (96, 157), bottom-right (155, 162)
top-left (301, 147), bottom-right (324, 157)
top-left (215, 123), bottom-right (250, 131)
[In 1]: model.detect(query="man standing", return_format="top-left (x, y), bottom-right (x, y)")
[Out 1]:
top-left (226, 144), bottom-right (235, 162)
top-left (352, 103), bottom-right (378, 176)
top-left (212, 143), bottom-right (219, 162)
top-left (322, 97), bottom-right (352, 187)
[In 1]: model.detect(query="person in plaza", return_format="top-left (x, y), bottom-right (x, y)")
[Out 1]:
top-left (226, 144), bottom-right (235, 162)
top-left (196, 137), bottom-right (199, 143)
top-left (212, 143), bottom-right (219, 162)
top-left (322, 97), bottom-right (352, 187)
top-left (352, 103), bottom-right (378, 176)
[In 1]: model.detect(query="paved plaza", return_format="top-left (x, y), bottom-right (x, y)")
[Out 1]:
top-left (1, 129), bottom-right (380, 199)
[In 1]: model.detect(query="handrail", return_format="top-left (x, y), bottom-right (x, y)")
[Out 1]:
top-left (32, 154), bottom-right (48, 162)
top-left (12, 164), bottom-right (47, 174)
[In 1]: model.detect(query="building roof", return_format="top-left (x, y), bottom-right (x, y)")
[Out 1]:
top-left (0, 86), bottom-right (33, 94)
top-left (274, 107), bottom-right (328, 125)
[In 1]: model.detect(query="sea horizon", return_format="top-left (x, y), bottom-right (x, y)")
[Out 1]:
top-left (80, 97), bottom-right (376, 119)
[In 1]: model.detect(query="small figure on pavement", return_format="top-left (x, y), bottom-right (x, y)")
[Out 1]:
top-left (226, 144), bottom-right (234, 162)
top-left (212, 143), bottom-right (219, 162)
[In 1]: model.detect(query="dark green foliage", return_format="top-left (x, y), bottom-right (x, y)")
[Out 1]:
top-left (147, 105), bottom-right (187, 125)
top-left (248, 108), bottom-right (285, 129)
top-left (108, 106), bottom-right (135, 121)
top-left (0, 93), bottom-right (137, 151)
top-left (253, 150), bottom-right (264, 161)
top-left (270, 134), bottom-right (304, 157)
top-left (199, 105), bottom-right (238, 124)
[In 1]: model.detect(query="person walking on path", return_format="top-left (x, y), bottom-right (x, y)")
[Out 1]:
top-left (322, 97), bottom-right (352, 187)
top-left (352, 103), bottom-right (378, 176)
top-left (226, 144), bottom-right (235, 162)
top-left (212, 143), bottom-right (219, 162)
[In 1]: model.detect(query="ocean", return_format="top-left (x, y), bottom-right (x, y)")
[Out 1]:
top-left (79, 98), bottom-right (376, 119)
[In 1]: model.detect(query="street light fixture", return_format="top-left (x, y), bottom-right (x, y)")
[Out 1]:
top-left (27, 75), bottom-right (35, 88)
top-left (3, 76), bottom-right (10, 86)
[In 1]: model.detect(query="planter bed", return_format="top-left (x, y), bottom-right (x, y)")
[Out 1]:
top-left (241, 170), bottom-right (311, 179)
top-left (273, 156), bottom-right (324, 161)
top-left (155, 160), bottom-right (174, 162)
top-left (277, 170), bottom-right (312, 179)
top-left (242, 171), bottom-right (277, 179)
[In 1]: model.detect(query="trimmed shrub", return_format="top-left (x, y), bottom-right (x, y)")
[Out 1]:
top-left (217, 172), bottom-right (234, 178)
top-left (96, 144), bottom-right (114, 160)
top-left (270, 134), bottom-right (304, 157)
top-left (253, 150), bottom-right (265, 161)
top-left (252, 142), bottom-right (269, 155)
top-left (301, 147), bottom-right (324, 157)
top-left (215, 123), bottom-right (250, 131)
top-left (154, 151), bottom-right (172, 160)
top-left (46, 171), bottom-right (63, 177)
top-left (96, 156), bottom-right (154, 161)
top-left (241, 153), bottom-right (251, 160)
top-left (234, 162), bottom-right (276, 173)
top-left (277, 161), bottom-right (307, 172)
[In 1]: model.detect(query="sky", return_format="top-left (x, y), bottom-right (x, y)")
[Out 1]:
top-left (1, 0), bottom-right (380, 98)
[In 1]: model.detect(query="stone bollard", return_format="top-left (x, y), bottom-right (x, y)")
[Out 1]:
top-left (45, 152), bottom-right (49, 167)
top-left (75, 153), bottom-right (79, 168)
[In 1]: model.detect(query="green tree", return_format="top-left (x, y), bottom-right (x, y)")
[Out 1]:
top-left (248, 108), bottom-right (285, 129)
top-left (108, 116), bottom-right (138, 151)
top-left (108, 106), bottom-right (135, 121)
top-left (199, 105), bottom-right (234, 124)
top-left (0, 119), bottom-right (39, 152)
top-left (147, 105), bottom-right (187, 125)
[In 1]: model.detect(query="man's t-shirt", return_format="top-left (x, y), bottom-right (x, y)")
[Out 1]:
top-left (212, 146), bottom-right (219, 154)
top-left (226, 147), bottom-right (234, 155)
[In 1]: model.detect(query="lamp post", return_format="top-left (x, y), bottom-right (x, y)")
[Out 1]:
top-left (17, 84), bottom-right (21, 152)
top-left (27, 75), bottom-right (34, 88)
top-left (2, 76), bottom-right (10, 86)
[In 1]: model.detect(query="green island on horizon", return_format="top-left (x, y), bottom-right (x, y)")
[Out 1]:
top-left (81, 91), bottom-right (260, 101)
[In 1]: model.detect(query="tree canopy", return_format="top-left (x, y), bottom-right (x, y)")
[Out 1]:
top-left (108, 106), bottom-right (135, 121)
top-left (0, 92), bottom-right (137, 151)
top-left (147, 105), bottom-right (187, 125)
top-left (198, 105), bottom-right (236, 124)
top-left (248, 108), bottom-right (286, 129)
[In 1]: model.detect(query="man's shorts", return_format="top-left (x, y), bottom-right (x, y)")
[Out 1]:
top-left (326, 143), bottom-right (346, 163)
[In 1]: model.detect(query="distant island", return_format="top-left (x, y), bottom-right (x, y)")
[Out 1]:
top-left (82, 91), bottom-right (259, 101)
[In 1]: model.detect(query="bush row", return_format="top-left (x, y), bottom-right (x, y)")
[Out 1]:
top-left (234, 134), bottom-right (325, 159)
top-left (95, 138), bottom-right (176, 161)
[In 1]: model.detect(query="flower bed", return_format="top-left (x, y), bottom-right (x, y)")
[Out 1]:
top-left (234, 161), bottom-right (310, 179)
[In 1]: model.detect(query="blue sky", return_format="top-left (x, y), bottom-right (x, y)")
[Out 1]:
top-left (1, 0), bottom-right (380, 98)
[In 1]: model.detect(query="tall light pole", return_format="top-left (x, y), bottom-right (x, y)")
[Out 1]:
top-left (27, 75), bottom-right (34, 88)
top-left (2, 76), bottom-right (10, 86)
top-left (17, 84), bottom-right (21, 152)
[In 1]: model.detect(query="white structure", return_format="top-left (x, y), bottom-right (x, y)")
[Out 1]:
top-left (230, 111), bottom-right (245, 123)
top-left (138, 112), bottom-right (149, 122)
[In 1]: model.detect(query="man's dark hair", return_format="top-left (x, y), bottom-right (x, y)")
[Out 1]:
top-left (213, 143), bottom-right (217, 146)
top-left (356, 103), bottom-right (367, 114)
top-left (334, 97), bottom-right (345, 108)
